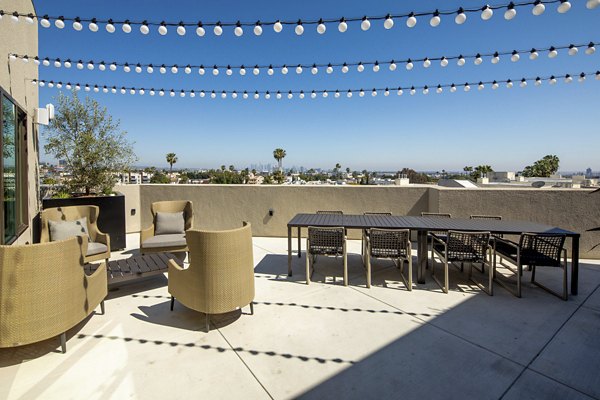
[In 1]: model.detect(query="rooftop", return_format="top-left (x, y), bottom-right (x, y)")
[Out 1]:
top-left (2, 234), bottom-right (600, 399)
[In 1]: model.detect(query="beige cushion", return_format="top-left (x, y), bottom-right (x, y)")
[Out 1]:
top-left (49, 217), bottom-right (90, 241)
top-left (155, 212), bottom-right (185, 235)
top-left (142, 233), bottom-right (186, 249)
top-left (87, 242), bottom-right (108, 256)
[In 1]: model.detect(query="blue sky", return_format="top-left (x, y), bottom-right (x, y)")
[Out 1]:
top-left (32, 0), bottom-right (599, 172)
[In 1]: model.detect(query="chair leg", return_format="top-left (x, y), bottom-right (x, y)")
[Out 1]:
top-left (444, 259), bottom-right (449, 294)
top-left (249, 302), bottom-right (254, 315)
top-left (306, 249), bottom-right (311, 285)
top-left (170, 296), bottom-right (175, 311)
top-left (205, 314), bottom-right (210, 332)
top-left (60, 332), bottom-right (66, 354)
top-left (100, 300), bottom-right (105, 315)
top-left (366, 251), bottom-right (371, 288)
top-left (343, 243), bottom-right (348, 287)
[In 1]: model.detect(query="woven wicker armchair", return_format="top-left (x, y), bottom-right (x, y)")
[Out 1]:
top-left (306, 226), bottom-right (347, 286)
top-left (141, 200), bottom-right (193, 255)
top-left (0, 237), bottom-right (107, 353)
top-left (364, 228), bottom-right (412, 290)
top-left (168, 222), bottom-right (254, 332)
top-left (493, 233), bottom-right (568, 300)
top-left (430, 230), bottom-right (493, 295)
top-left (41, 205), bottom-right (111, 264)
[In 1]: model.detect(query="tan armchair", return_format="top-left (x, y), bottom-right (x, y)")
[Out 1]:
top-left (41, 205), bottom-right (111, 264)
top-left (141, 200), bottom-right (193, 255)
top-left (168, 222), bottom-right (254, 332)
top-left (0, 237), bottom-right (107, 353)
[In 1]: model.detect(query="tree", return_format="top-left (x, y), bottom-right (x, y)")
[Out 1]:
top-left (273, 148), bottom-right (286, 172)
top-left (471, 165), bottom-right (493, 180)
top-left (43, 91), bottom-right (136, 195)
top-left (221, 165), bottom-right (226, 171)
top-left (400, 168), bottom-right (429, 184)
top-left (150, 171), bottom-right (170, 184)
top-left (463, 166), bottom-right (473, 174)
top-left (522, 155), bottom-right (560, 177)
top-left (229, 165), bottom-right (235, 172)
top-left (273, 170), bottom-right (285, 184)
top-left (166, 153), bottom-right (178, 173)
top-left (346, 167), bottom-right (351, 174)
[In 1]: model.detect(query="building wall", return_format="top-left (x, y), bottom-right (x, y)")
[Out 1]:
top-left (131, 185), bottom-right (600, 258)
top-left (0, 0), bottom-right (39, 244)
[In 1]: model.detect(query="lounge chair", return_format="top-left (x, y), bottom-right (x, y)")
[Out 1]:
top-left (141, 200), bottom-right (193, 256)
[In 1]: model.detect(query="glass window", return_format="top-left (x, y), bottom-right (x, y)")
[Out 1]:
top-left (1, 92), bottom-right (27, 244)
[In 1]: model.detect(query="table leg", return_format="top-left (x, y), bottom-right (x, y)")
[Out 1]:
top-left (298, 227), bottom-right (302, 258)
top-left (571, 235), bottom-right (579, 295)
top-left (417, 231), bottom-right (427, 284)
top-left (288, 226), bottom-right (293, 276)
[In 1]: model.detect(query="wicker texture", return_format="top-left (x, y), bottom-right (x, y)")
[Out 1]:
top-left (307, 227), bottom-right (345, 255)
top-left (436, 231), bottom-right (490, 262)
top-left (519, 234), bottom-right (566, 267)
top-left (41, 205), bottom-right (111, 263)
top-left (168, 222), bottom-right (254, 315)
top-left (365, 228), bottom-right (412, 290)
top-left (0, 237), bottom-right (107, 348)
top-left (141, 200), bottom-right (193, 254)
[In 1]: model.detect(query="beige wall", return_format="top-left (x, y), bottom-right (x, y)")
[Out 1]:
top-left (130, 185), bottom-right (600, 259)
top-left (0, 0), bottom-right (39, 244)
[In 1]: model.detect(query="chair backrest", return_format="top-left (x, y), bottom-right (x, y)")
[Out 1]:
top-left (519, 233), bottom-right (566, 267)
top-left (369, 228), bottom-right (410, 258)
top-left (183, 222), bottom-right (254, 314)
top-left (445, 230), bottom-right (490, 262)
top-left (421, 212), bottom-right (452, 218)
top-left (364, 212), bottom-right (392, 216)
top-left (151, 200), bottom-right (194, 231)
top-left (316, 210), bottom-right (343, 215)
top-left (0, 237), bottom-right (106, 348)
top-left (307, 226), bottom-right (345, 255)
top-left (470, 215), bottom-right (502, 220)
top-left (40, 205), bottom-right (100, 242)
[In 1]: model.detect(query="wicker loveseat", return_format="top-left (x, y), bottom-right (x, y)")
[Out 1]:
top-left (0, 237), bottom-right (107, 353)
top-left (168, 222), bottom-right (254, 331)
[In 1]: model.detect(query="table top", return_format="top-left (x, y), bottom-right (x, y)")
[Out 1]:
top-left (288, 213), bottom-right (579, 237)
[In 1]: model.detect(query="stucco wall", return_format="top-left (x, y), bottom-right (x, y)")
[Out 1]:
top-left (129, 185), bottom-right (600, 259)
top-left (0, 0), bottom-right (39, 244)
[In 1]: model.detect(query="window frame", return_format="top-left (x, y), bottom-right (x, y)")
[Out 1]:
top-left (0, 86), bottom-right (29, 245)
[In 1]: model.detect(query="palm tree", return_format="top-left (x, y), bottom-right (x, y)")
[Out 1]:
top-left (166, 153), bottom-right (178, 173)
top-left (229, 165), bottom-right (235, 172)
top-left (273, 148), bottom-right (286, 172)
top-left (220, 165), bottom-right (226, 171)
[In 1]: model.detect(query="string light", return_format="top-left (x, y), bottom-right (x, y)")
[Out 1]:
top-left (31, 70), bottom-right (596, 101)
top-left (6, 0), bottom-right (576, 39)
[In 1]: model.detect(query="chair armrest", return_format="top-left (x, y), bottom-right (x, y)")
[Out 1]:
top-left (95, 231), bottom-right (111, 249)
top-left (167, 258), bottom-right (184, 273)
top-left (493, 236), bottom-right (518, 249)
top-left (140, 225), bottom-right (155, 246)
top-left (430, 233), bottom-right (446, 247)
top-left (86, 261), bottom-right (108, 304)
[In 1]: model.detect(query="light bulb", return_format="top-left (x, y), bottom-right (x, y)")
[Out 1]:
top-left (158, 90), bottom-right (165, 97)
top-left (296, 65), bottom-right (303, 74)
top-left (124, 64), bottom-right (131, 73)
top-left (530, 49), bottom-right (539, 60)
top-left (341, 64), bottom-right (349, 73)
top-left (25, 14), bottom-right (34, 24)
top-left (407, 13), bottom-right (417, 28)
top-left (54, 59), bottom-right (63, 68)
top-left (384, 89), bottom-right (390, 96)
top-left (565, 74), bottom-right (573, 83)
top-left (253, 66), bottom-right (260, 75)
top-left (317, 19), bottom-right (326, 34)
top-left (213, 67), bottom-right (219, 75)
top-left (548, 47), bottom-right (558, 58)
top-left (360, 89), bottom-right (365, 97)
top-left (231, 92), bottom-right (236, 99)
top-left (242, 92), bottom-right (249, 99)
top-left (492, 53), bottom-right (500, 64)
top-left (64, 59), bottom-right (71, 68)
top-left (130, 89), bottom-right (136, 95)
top-left (214, 23), bottom-right (223, 36)
top-left (140, 23), bottom-right (149, 34)
top-left (197, 24), bottom-right (206, 36)
top-left (268, 66), bottom-right (274, 75)
top-left (110, 87), bottom-right (116, 93)
top-left (423, 58), bottom-right (431, 68)
top-left (440, 57), bottom-right (449, 67)
top-left (221, 92), bottom-right (227, 99)
top-left (532, 1), bottom-right (546, 15)
top-left (478, 83), bottom-right (485, 90)
top-left (106, 20), bottom-right (115, 33)
top-left (506, 80), bottom-right (514, 88)
top-left (158, 23), bottom-right (168, 35)
top-left (122, 21), bottom-right (132, 33)
top-left (384, 16), bottom-right (394, 29)
top-left (103, 87), bottom-right (109, 93)
top-left (558, 1), bottom-right (572, 13)
top-left (397, 88), bottom-right (403, 96)
top-left (76, 61), bottom-right (84, 69)
top-left (120, 87), bottom-right (126, 95)
top-left (338, 18), bottom-right (348, 32)
top-left (373, 62), bottom-right (380, 72)
top-left (430, 11), bottom-right (441, 27)
top-left (85, 85), bottom-right (91, 92)
top-left (520, 79), bottom-right (527, 87)
top-left (596, 71), bottom-right (600, 80)
top-left (361, 17), bottom-right (371, 31)
top-left (211, 91), bottom-right (217, 99)
top-left (110, 63), bottom-right (117, 71)
top-left (254, 23), bottom-right (263, 35)
top-left (347, 90), bottom-right (353, 98)
top-left (226, 67), bottom-right (232, 76)
top-left (389, 61), bottom-right (397, 71)
top-left (295, 21), bottom-right (304, 35)
top-left (73, 19), bottom-right (83, 31)
top-left (549, 76), bottom-right (557, 84)
top-left (327, 65), bottom-right (333, 73)
top-left (311, 66), bottom-right (318, 75)
top-left (160, 66), bottom-right (166, 74)
top-left (171, 66), bottom-right (178, 74)
top-left (464, 84), bottom-right (471, 92)
top-left (234, 24), bottom-right (243, 37)
top-left (239, 67), bottom-right (246, 75)
top-left (311, 91), bottom-right (317, 99)
top-left (138, 89), bottom-right (144, 95)
top-left (492, 81), bottom-right (499, 89)
top-left (135, 64), bottom-right (142, 73)
top-left (170, 90), bottom-right (176, 97)
top-left (578, 73), bottom-right (586, 83)
top-left (200, 91), bottom-right (206, 98)
top-left (199, 66), bottom-right (205, 75)
top-left (535, 78), bottom-right (542, 86)
top-left (282, 66), bottom-right (289, 74)
top-left (89, 19), bottom-right (98, 32)
top-left (39, 81), bottom-right (45, 87)
top-left (177, 24), bottom-right (186, 36)
top-left (185, 66), bottom-right (192, 74)
top-left (53, 17), bottom-right (65, 29)
top-left (436, 86), bottom-right (443, 94)
top-left (410, 87), bottom-right (416, 96)
top-left (372, 89), bottom-right (378, 97)
top-left (505, 5), bottom-right (517, 19)
top-left (568, 45), bottom-right (578, 56)
top-left (406, 60), bottom-right (414, 70)
top-left (42, 58), bottom-right (50, 67)
top-left (357, 63), bottom-right (365, 72)
top-left (511, 51), bottom-right (520, 62)
top-left (587, 0), bottom-right (600, 9)
top-left (585, 43), bottom-right (596, 55)
top-left (422, 87), bottom-right (429, 95)
top-left (474, 54), bottom-right (483, 65)
top-left (457, 56), bottom-right (466, 66)
top-left (323, 91), bottom-right (329, 98)
top-left (482, 5), bottom-right (494, 20)
top-left (455, 9), bottom-right (467, 24)
top-left (41, 17), bottom-right (51, 28)
top-left (48, 81), bottom-right (54, 88)
top-left (10, 12), bottom-right (19, 23)
top-left (146, 65), bottom-right (153, 73)
top-left (88, 62), bottom-right (95, 70)
top-left (300, 91), bottom-right (305, 99)
top-left (34, 57), bottom-right (40, 65)
top-left (274, 20), bottom-right (283, 33)
top-left (288, 92), bottom-right (294, 99)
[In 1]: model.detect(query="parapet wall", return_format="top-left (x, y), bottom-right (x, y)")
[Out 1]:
top-left (120, 184), bottom-right (600, 259)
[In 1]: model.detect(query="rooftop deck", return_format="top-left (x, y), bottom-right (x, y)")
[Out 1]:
top-left (2, 234), bottom-right (600, 399)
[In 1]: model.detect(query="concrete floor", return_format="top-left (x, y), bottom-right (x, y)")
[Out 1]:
top-left (1, 234), bottom-right (600, 399)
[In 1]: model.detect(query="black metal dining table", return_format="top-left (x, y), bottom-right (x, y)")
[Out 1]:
top-left (287, 213), bottom-right (581, 295)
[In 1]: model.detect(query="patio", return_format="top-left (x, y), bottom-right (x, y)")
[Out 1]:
top-left (1, 234), bottom-right (599, 399)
